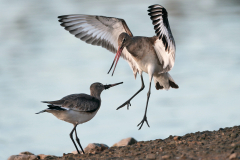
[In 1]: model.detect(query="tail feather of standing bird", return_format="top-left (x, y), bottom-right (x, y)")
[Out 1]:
top-left (153, 72), bottom-right (179, 90)
top-left (35, 104), bottom-right (67, 114)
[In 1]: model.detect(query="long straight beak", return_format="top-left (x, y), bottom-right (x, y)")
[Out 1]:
top-left (107, 44), bottom-right (124, 76)
top-left (104, 82), bottom-right (123, 90)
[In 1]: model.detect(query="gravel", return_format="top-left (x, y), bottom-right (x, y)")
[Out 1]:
top-left (19, 125), bottom-right (240, 159)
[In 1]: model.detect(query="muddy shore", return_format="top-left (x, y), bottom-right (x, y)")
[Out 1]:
top-left (12, 125), bottom-right (240, 160)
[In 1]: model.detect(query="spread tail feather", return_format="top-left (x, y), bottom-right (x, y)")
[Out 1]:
top-left (153, 72), bottom-right (179, 90)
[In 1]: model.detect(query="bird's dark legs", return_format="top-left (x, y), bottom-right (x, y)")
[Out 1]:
top-left (70, 125), bottom-right (80, 154)
top-left (137, 76), bottom-right (153, 130)
top-left (74, 127), bottom-right (85, 154)
top-left (117, 74), bottom-right (145, 110)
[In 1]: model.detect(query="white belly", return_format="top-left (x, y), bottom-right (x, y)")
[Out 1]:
top-left (49, 110), bottom-right (98, 125)
top-left (134, 54), bottom-right (163, 76)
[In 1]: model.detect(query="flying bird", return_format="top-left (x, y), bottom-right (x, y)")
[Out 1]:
top-left (58, 4), bottom-right (179, 130)
top-left (36, 82), bottom-right (123, 154)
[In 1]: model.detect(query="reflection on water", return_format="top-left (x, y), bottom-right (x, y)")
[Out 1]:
top-left (0, 0), bottom-right (240, 159)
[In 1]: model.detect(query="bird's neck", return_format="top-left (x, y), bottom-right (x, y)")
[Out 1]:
top-left (90, 92), bottom-right (101, 100)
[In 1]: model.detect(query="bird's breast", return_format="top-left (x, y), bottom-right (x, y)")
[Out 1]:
top-left (126, 37), bottom-right (163, 74)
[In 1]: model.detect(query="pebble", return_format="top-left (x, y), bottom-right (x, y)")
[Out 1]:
top-left (8, 155), bottom-right (38, 160)
top-left (180, 154), bottom-right (187, 159)
top-left (162, 155), bottom-right (170, 159)
top-left (19, 152), bottom-right (34, 156)
top-left (112, 137), bottom-right (137, 147)
top-left (229, 153), bottom-right (237, 160)
top-left (146, 153), bottom-right (156, 159)
top-left (174, 136), bottom-right (180, 141)
top-left (83, 143), bottom-right (109, 153)
top-left (8, 155), bottom-right (17, 160)
top-left (37, 154), bottom-right (53, 159)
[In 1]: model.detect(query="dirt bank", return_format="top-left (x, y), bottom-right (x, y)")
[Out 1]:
top-left (19, 125), bottom-right (240, 159)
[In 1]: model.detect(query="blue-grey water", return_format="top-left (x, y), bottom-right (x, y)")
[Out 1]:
top-left (1, 0), bottom-right (240, 159)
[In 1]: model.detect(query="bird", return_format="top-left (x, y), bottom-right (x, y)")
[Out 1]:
top-left (58, 4), bottom-right (179, 130)
top-left (36, 82), bottom-right (123, 154)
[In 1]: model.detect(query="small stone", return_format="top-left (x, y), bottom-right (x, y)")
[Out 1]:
top-left (231, 143), bottom-right (236, 147)
top-left (146, 153), bottom-right (156, 159)
top-left (112, 137), bottom-right (137, 147)
top-left (84, 143), bottom-right (109, 153)
top-left (10, 155), bottom-right (38, 160)
top-left (38, 154), bottom-right (53, 159)
top-left (7, 155), bottom-right (17, 160)
top-left (159, 147), bottom-right (163, 152)
top-left (174, 136), bottom-right (180, 141)
top-left (231, 133), bottom-right (237, 138)
top-left (169, 141), bottom-right (175, 145)
top-left (180, 154), bottom-right (187, 159)
top-left (28, 155), bottom-right (38, 160)
top-left (162, 155), bottom-right (170, 159)
top-left (229, 153), bottom-right (237, 160)
top-left (19, 151), bottom-right (34, 155)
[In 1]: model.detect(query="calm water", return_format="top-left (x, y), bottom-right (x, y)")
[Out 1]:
top-left (1, 0), bottom-right (240, 159)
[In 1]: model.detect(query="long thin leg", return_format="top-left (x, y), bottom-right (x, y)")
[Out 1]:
top-left (117, 74), bottom-right (145, 110)
top-left (74, 127), bottom-right (85, 154)
top-left (137, 76), bottom-right (153, 130)
top-left (70, 124), bottom-right (80, 154)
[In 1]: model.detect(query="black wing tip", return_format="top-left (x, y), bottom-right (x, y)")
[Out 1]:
top-left (148, 4), bottom-right (164, 9)
top-left (41, 101), bottom-right (48, 103)
top-left (148, 5), bottom-right (167, 16)
top-left (58, 15), bottom-right (68, 19)
top-left (58, 19), bottom-right (65, 23)
top-left (148, 5), bottom-right (167, 14)
top-left (58, 14), bottom-right (86, 19)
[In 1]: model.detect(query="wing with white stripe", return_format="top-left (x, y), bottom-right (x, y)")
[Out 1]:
top-left (58, 15), bottom-right (138, 77)
top-left (148, 4), bottom-right (176, 70)
top-left (42, 94), bottom-right (100, 113)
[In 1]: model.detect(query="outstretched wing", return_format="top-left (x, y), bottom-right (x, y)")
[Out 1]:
top-left (148, 4), bottom-right (176, 71)
top-left (42, 94), bottom-right (100, 113)
top-left (58, 15), bottom-right (138, 78)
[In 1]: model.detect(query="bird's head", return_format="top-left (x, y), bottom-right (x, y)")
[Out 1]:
top-left (118, 32), bottom-right (130, 49)
top-left (90, 82), bottom-right (123, 96)
top-left (107, 32), bottom-right (130, 76)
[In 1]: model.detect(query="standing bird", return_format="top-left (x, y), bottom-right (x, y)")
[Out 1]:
top-left (36, 82), bottom-right (123, 154)
top-left (58, 4), bottom-right (179, 130)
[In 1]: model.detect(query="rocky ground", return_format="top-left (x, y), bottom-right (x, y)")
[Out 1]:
top-left (9, 125), bottom-right (240, 160)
